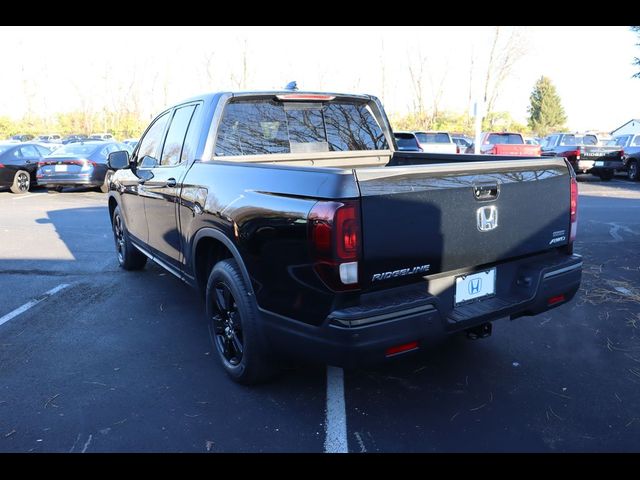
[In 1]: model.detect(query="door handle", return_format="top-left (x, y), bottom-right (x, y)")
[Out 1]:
top-left (166, 178), bottom-right (177, 187)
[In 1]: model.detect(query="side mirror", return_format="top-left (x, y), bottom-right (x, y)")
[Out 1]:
top-left (108, 150), bottom-right (130, 170)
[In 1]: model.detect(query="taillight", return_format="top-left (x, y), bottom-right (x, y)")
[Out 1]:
top-left (456, 145), bottom-right (460, 154)
top-left (0, 163), bottom-right (4, 168)
top-left (563, 149), bottom-right (580, 160)
top-left (308, 200), bottom-right (361, 290)
top-left (570, 176), bottom-right (578, 242)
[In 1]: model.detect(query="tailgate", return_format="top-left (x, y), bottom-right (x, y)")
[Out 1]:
top-left (580, 146), bottom-right (623, 162)
top-left (493, 144), bottom-right (541, 156)
top-left (354, 158), bottom-right (571, 288)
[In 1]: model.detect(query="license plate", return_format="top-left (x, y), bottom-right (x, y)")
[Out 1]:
top-left (455, 268), bottom-right (496, 305)
top-left (54, 165), bottom-right (67, 172)
top-left (594, 161), bottom-right (604, 167)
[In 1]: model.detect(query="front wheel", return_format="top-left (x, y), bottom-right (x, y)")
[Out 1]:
top-left (206, 259), bottom-right (276, 385)
top-left (628, 160), bottom-right (639, 181)
top-left (112, 205), bottom-right (147, 270)
top-left (10, 170), bottom-right (30, 194)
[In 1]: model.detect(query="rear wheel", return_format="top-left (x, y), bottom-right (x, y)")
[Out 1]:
top-left (10, 170), bottom-right (30, 194)
top-left (628, 160), bottom-right (639, 181)
top-left (206, 259), bottom-right (276, 385)
top-left (597, 170), bottom-right (614, 181)
top-left (112, 205), bottom-right (147, 270)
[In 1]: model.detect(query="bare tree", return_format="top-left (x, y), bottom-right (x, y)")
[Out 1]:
top-left (482, 26), bottom-right (527, 127)
top-left (407, 48), bottom-right (427, 124)
top-left (231, 38), bottom-right (250, 90)
top-left (426, 57), bottom-right (448, 125)
top-left (380, 39), bottom-right (386, 104)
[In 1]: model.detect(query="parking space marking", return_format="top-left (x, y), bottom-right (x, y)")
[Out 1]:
top-left (0, 283), bottom-right (70, 327)
top-left (11, 193), bottom-right (45, 200)
top-left (324, 366), bottom-right (348, 453)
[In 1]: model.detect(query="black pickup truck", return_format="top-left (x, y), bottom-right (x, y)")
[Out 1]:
top-left (106, 91), bottom-right (582, 384)
top-left (540, 133), bottom-right (623, 180)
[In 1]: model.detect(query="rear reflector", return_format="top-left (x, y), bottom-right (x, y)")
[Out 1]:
top-left (547, 294), bottom-right (566, 306)
top-left (570, 176), bottom-right (578, 242)
top-left (385, 341), bottom-right (419, 357)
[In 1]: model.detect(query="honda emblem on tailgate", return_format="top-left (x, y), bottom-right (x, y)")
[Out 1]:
top-left (476, 206), bottom-right (498, 232)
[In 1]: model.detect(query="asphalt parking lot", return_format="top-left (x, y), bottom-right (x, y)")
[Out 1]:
top-left (1, 177), bottom-right (639, 452)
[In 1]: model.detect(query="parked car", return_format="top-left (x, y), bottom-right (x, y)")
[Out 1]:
top-left (122, 138), bottom-right (139, 150)
top-left (9, 134), bottom-right (34, 142)
top-left (524, 137), bottom-right (539, 145)
top-left (105, 90), bottom-right (581, 385)
top-left (88, 133), bottom-right (114, 141)
top-left (452, 135), bottom-right (473, 153)
top-left (611, 134), bottom-right (640, 180)
top-left (477, 132), bottom-right (541, 156)
top-left (0, 142), bottom-right (53, 193)
top-left (61, 134), bottom-right (88, 145)
top-left (540, 133), bottom-right (623, 181)
top-left (393, 132), bottom-right (422, 152)
top-left (413, 131), bottom-right (458, 154)
top-left (35, 134), bottom-right (62, 144)
top-left (36, 141), bottom-right (124, 192)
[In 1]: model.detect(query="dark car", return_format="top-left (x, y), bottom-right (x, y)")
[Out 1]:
top-left (36, 141), bottom-right (125, 192)
top-left (61, 134), bottom-right (88, 145)
top-left (452, 135), bottom-right (473, 153)
top-left (9, 134), bottom-right (34, 142)
top-left (0, 142), bottom-right (53, 193)
top-left (106, 90), bottom-right (581, 385)
top-left (393, 132), bottom-right (423, 152)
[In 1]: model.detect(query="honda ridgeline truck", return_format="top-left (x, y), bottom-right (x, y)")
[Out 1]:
top-left (106, 91), bottom-right (582, 384)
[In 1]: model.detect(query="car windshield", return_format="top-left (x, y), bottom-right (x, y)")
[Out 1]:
top-left (486, 133), bottom-right (523, 144)
top-left (0, 144), bottom-right (14, 154)
top-left (415, 132), bottom-right (449, 143)
top-left (49, 143), bottom-right (100, 156)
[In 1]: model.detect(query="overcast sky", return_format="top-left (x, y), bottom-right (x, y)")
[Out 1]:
top-left (0, 26), bottom-right (637, 132)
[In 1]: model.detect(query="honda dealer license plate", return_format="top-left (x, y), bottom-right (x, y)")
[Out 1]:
top-left (455, 268), bottom-right (496, 305)
top-left (54, 165), bottom-right (67, 172)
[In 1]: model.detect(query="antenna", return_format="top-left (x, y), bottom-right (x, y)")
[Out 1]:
top-left (285, 81), bottom-right (298, 91)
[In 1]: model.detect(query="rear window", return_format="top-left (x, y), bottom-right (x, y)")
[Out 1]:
top-left (215, 100), bottom-right (388, 156)
top-left (50, 143), bottom-right (100, 156)
top-left (415, 132), bottom-right (450, 143)
top-left (486, 133), bottom-right (523, 145)
top-left (394, 133), bottom-right (419, 149)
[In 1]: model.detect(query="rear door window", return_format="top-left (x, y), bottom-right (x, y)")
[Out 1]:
top-left (215, 99), bottom-right (388, 156)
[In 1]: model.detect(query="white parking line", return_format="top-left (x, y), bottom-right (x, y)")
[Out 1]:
top-left (11, 193), bottom-right (45, 200)
top-left (0, 283), bottom-right (70, 327)
top-left (324, 366), bottom-right (348, 453)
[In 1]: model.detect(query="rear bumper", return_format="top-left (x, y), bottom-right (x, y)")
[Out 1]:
top-left (261, 252), bottom-right (582, 368)
top-left (574, 160), bottom-right (623, 173)
top-left (38, 176), bottom-right (102, 187)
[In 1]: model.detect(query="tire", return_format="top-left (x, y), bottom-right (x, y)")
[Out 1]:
top-left (99, 171), bottom-right (113, 193)
top-left (205, 259), bottom-right (276, 385)
top-left (10, 170), bottom-right (30, 194)
top-left (628, 160), bottom-right (639, 181)
top-left (597, 170), bottom-right (614, 181)
top-left (112, 205), bottom-right (147, 270)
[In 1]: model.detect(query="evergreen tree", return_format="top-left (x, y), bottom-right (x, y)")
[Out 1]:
top-left (527, 76), bottom-right (567, 137)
